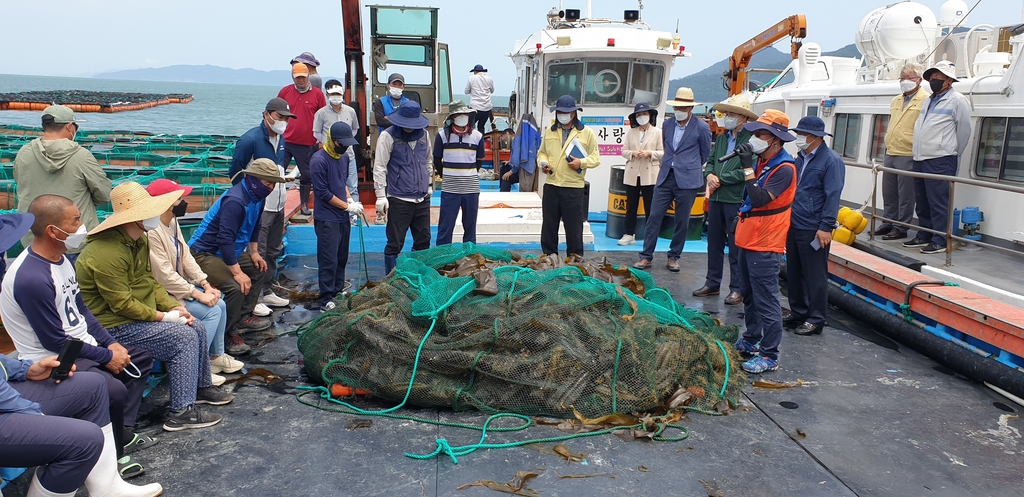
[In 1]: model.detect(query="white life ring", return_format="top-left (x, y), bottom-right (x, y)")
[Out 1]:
top-left (592, 69), bottom-right (621, 98)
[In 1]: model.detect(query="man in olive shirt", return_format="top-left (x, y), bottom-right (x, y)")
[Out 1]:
top-left (875, 63), bottom-right (927, 240)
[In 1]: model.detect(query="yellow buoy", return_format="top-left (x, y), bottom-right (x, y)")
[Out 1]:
top-left (841, 209), bottom-right (864, 231)
top-left (853, 216), bottom-right (869, 235)
top-left (832, 227), bottom-right (856, 246)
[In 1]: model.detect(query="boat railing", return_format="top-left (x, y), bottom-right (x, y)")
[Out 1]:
top-left (846, 160), bottom-right (1024, 267)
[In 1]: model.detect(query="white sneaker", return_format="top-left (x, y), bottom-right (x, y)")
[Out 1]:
top-left (260, 291), bottom-right (291, 307)
top-left (618, 234), bottom-right (636, 246)
top-left (210, 354), bottom-right (244, 374)
top-left (211, 373), bottom-right (225, 386)
top-left (252, 303), bottom-right (272, 317)
top-left (321, 301), bottom-right (336, 314)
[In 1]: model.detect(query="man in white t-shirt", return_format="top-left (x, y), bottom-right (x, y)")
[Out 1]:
top-left (465, 64), bottom-right (495, 134)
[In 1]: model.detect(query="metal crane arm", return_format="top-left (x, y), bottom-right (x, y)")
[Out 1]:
top-left (724, 14), bottom-right (806, 96)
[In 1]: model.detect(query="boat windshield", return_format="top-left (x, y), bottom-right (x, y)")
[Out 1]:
top-left (547, 59), bottom-right (665, 107)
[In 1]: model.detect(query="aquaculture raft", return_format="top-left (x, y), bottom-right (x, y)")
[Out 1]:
top-left (0, 90), bottom-right (193, 113)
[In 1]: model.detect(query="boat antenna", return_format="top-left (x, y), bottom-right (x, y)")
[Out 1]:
top-left (638, 0), bottom-right (643, 21)
top-left (923, 0), bottom-right (983, 61)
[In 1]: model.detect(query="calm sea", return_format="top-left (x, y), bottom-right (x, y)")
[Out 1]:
top-left (0, 74), bottom-right (503, 136)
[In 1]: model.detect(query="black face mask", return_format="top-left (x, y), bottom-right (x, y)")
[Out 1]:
top-left (929, 78), bottom-right (945, 94)
top-left (172, 200), bottom-right (188, 217)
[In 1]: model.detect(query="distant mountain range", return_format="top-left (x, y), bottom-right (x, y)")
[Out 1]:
top-left (94, 65), bottom-right (290, 86)
top-left (670, 43), bottom-right (861, 104)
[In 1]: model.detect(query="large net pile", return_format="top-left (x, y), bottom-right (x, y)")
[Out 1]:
top-left (298, 243), bottom-right (744, 419)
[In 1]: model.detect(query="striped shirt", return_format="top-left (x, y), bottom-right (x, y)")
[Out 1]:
top-left (433, 127), bottom-right (486, 195)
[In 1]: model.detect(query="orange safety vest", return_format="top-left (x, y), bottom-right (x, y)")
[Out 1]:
top-left (735, 161), bottom-right (797, 253)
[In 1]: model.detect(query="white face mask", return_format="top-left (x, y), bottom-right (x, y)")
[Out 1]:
top-left (328, 96), bottom-right (345, 106)
top-left (635, 114), bottom-right (650, 126)
top-left (54, 224), bottom-right (87, 250)
top-left (748, 136), bottom-right (770, 155)
top-left (794, 135), bottom-right (810, 151)
top-left (674, 110), bottom-right (690, 122)
top-left (453, 115), bottom-right (470, 127)
top-left (556, 113), bottom-right (573, 125)
top-left (899, 79), bottom-right (918, 94)
top-left (723, 116), bottom-right (740, 130)
top-left (269, 117), bottom-right (288, 135)
top-left (389, 87), bottom-right (403, 99)
top-left (142, 216), bottom-right (161, 231)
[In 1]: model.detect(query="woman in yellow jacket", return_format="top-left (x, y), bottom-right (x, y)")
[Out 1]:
top-left (537, 95), bottom-right (601, 257)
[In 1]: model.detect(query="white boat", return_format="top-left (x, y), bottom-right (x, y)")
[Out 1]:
top-left (747, 0), bottom-right (1024, 305)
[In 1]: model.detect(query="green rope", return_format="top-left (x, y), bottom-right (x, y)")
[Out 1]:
top-left (714, 340), bottom-right (730, 397)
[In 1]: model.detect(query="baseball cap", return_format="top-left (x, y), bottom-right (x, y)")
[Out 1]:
top-left (146, 178), bottom-right (194, 197)
top-left (387, 73), bottom-right (405, 85)
top-left (42, 105), bottom-right (85, 124)
top-left (265, 97), bottom-right (297, 118)
top-left (292, 62), bottom-right (309, 78)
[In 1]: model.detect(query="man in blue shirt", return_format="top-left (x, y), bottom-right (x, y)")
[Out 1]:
top-left (784, 116), bottom-right (845, 336)
top-left (634, 88), bottom-right (712, 272)
top-left (310, 121), bottom-right (362, 311)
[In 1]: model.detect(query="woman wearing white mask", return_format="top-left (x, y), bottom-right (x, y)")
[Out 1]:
top-left (618, 102), bottom-right (663, 246)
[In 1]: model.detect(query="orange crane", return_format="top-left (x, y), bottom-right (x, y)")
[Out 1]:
top-left (723, 15), bottom-right (807, 96)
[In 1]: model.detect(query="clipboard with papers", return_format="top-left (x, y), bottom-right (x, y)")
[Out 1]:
top-left (565, 138), bottom-right (586, 173)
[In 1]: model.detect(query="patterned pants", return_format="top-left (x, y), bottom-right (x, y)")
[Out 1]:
top-left (110, 320), bottom-right (212, 411)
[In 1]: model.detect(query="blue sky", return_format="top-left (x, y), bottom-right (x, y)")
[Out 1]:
top-left (1, 0), bottom-right (1013, 92)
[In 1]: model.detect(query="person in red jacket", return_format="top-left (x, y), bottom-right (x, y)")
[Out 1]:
top-left (278, 62), bottom-right (327, 215)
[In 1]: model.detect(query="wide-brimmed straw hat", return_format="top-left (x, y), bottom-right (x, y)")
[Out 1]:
top-left (742, 109), bottom-right (796, 142)
top-left (666, 87), bottom-right (700, 107)
top-left (0, 212), bottom-right (33, 252)
top-left (89, 182), bottom-right (183, 235)
top-left (923, 60), bottom-right (958, 82)
top-left (714, 94), bottom-right (758, 120)
top-left (387, 101), bottom-right (430, 129)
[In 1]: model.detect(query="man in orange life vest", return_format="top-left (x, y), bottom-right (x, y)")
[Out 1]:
top-left (731, 110), bottom-right (798, 374)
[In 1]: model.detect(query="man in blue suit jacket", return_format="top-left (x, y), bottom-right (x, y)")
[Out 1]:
top-left (634, 88), bottom-right (712, 272)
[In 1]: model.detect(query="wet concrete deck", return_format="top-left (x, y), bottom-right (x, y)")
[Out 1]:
top-left (5, 251), bottom-right (1022, 497)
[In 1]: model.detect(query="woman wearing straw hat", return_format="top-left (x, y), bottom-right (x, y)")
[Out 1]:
top-left (618, 102), bottom-right (663, 246)
top-left (76, 182), bottom-right (234, 431)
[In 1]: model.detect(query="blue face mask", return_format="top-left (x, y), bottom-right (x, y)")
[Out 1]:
top-left (244, 176), bottom-right (273, 200)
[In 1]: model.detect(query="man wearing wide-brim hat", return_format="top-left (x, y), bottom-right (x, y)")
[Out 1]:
top-left (633, 87), bottom-right (712, 273)
top-left (434, 100), bottom-right (486, 246)
top-left (784, 116), bottom-right (845, 338)
top-left (693, 94), bottom-right (758, 305)
top-left (730, 109), bottom-right (799, 375)
top-left (466, 64), bottom-right (495, 133)
top-left (373, 100), bottom-right (435, 274)
top-left (189, 158), bottom-right (286, 355)
top-left (76, 182), bottom-right (235, 432)
top-left (905, 60), bottom-right (972, 255)
top-left (536, 95), bottom-right (601, 257)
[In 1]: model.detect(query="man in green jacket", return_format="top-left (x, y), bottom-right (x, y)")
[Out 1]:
top-left (693, 95), bottom-right (758, 305)
top-left (76, 182), bottom-right (234, 432)
top-left (14, 105), bottom-right (112, 258)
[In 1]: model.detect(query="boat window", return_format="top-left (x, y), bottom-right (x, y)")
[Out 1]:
top-left (832, 113), bottom-right (861, 160)
top-left (806, 105), bottom-right (818, 117)
top-left (371, 6), bottom-right (437, 38)
top-left (870, 115), bottom-right (889, 162)
top-left (584, 61), bottom-right (629, 104)
top-left (772, 68), bottom-right (795, 88)
top-left (438, 46), bottom-right (451, 105)
top-left (630, 62), bottom-right (664, 105)
top-left (975, 117), bottom-right (1024, 183)
top-left (546, 62), bottom-right (583, 105)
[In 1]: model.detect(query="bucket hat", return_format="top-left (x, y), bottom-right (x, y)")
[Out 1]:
top-left (0, 213), bottom-right (33, 253)
top-left (742, 109), bottom-right (796, 142)
top-left (292, 52), bottom-right (321, 67)
top-left (387, 101), bottom-right (430, 129)
top-left (666, 87), bottom-right (700, 107)
top-left (923, 60), bottom-right (958, 82)
top-left (242, 158), bottom-right (288, 183)
top-left (89, 182), bottom-right (183, 235)
top-left (329, 121), bottom-right (359, 147)
top-left (713, 94), bottom-right (758, 120)
top-left (471, 64), bottom-right (487, 73)
top-left (789, 116), bottom-right (832, 137)
top-left (549, 95), bottom-right (583, 113)
top-left (445, 100), bottom-right (477, 122)
top-left (627, 102), bottom-right (658, 127)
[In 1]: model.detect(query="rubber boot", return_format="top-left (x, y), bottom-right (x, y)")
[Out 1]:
top-left (299, 185), bottom-right (312, 215)
top-left (384, 255), bottom-right (398, 275)
top-left (84, 424), bottom-right (163, 497)
top-left (26, 470), bottom-right (76, 497)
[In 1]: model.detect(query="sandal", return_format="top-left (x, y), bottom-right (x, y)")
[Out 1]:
top-left (117, 456), bottom-right (145, 479)
top-left (123, 432), bottom-right (158, 455)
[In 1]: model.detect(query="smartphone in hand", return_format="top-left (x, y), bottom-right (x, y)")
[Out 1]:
top-left (50, 338), bottom-right (84, 380)
top-left (810, 237), bottom-right (822, 251)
